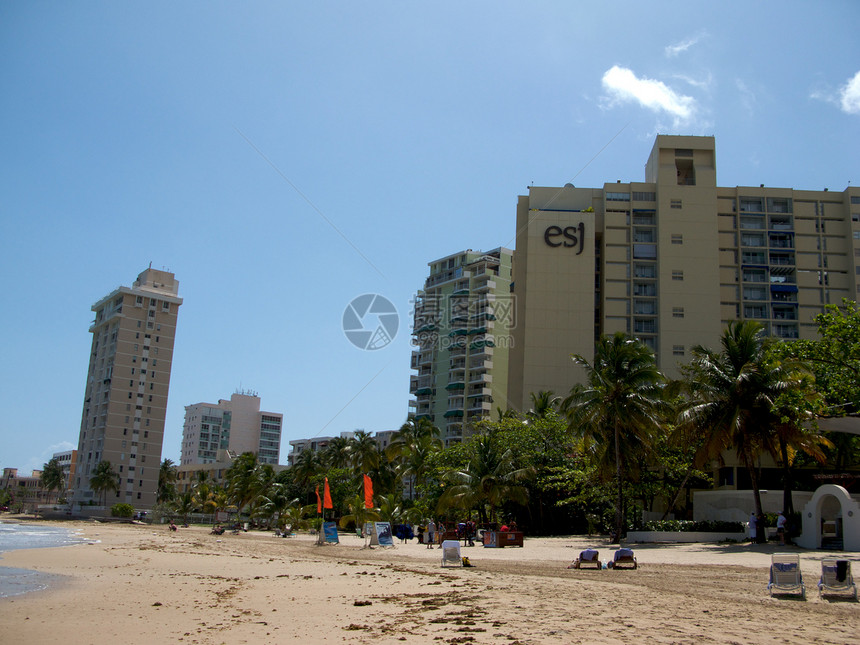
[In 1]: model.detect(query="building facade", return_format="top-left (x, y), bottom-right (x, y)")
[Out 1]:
top-left (409, 248), bottom-right (513, 445)
top-left (508, 135), bottom-right (860, 409)
top-left (180, 391), bottom-right (283, 466)
top-left (71, 268), bottom-right (182, 508)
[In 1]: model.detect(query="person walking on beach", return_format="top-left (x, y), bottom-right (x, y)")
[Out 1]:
top-left (427, 519), bottom-right (436, 549)
top-left (748, 512), bottom-right (757, 543)
top-left (777, 511), bottom-right (787, 546)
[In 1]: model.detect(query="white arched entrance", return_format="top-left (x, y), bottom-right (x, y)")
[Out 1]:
top-left (796, 484), bottom-right (860, 551)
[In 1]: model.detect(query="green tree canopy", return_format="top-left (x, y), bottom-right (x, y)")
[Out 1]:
top-left (89, 461), bottom-right (120, 507)
top-left (565, 332), bottom-right (667, 542)
top-left (39, 457), bottom-right (65, 503)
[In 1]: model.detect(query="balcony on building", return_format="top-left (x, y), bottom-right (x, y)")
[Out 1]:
top-left (473, 278), bottom-right (496, 294)
top-left (769, 252), bottom-right (794, 266)
top-left (445, 380), bottom-right (465, 393)
top-left (470, 334), bottom-right (495, 350)
top-left (469, 357), bottom-right (493, 371)
top-left (471, 305), bottom-right (496, 321)
top-left (425, 266), bottom-right (464, 289)
top-left (452, 280), bottom-right (470, 296)
top-left (770, 284), bottom-right (798, 301)
top-left (773, 323), bottom-right (799, 339)
top-left (769, 266), bottom-right (796, 283)
top-left (772, 304), bottom-right (798, 321)
top-left (468, 399), bottom-right (493, 414)
top-left (467, 386), bottom-right (492, 399)
top-left (469, 372), bottom-right (493, 385)
top-left (448, 341), bottom-right (467, 357)
top-left (768, 232), bottom-right (794, 249)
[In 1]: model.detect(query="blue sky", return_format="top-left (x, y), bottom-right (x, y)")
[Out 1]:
top-left (2, 2), bottom-right (859, 475)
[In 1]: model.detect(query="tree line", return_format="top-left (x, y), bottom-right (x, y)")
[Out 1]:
top-left (35, 301), bottom-right (860, 539)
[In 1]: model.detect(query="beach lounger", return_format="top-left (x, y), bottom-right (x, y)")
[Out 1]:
top-left (441, 540), bottom-right (462, 567)
top-left (768, 554), bottom-right (805, 599)
top-left (570, 548), bottom-right (601, 569)
top-left (818, 559), bottom-right (857, 600)
top-left (607, 548), bottom-right (637, 569)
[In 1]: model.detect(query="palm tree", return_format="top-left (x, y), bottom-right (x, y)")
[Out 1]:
top-left (225, 452), bottom-right (261, 517)
top-left (439, 434), bottom-right (532, 525)
top-left (767, 375), bottom-right (831, 515)
top-left (564, 332), bottom-right (666, 542)
top-left (157, 459), bottom-right (178, 504)
top-left (291, 449), bottom-right (322, 489)
top-left (280, 500), bottom-right (316, 533)
top-left (322, 436), bottom-right (352, 470)
top-left (387, 418), bottom-right (442, 498)
top-left (39, 458), bottom-right (66, 504)
top-left (529, 390), bottom-right (560, 419)
top-left (338, 493), bottom-right (381, 534)
top-left (89, 461), bottom-right (120, 507)
top-left (400, 434), bottom-right (442, 494)
top-left (679, 320), bottom-right (795, 527)
top-left (257, 483), bottom-right (296, 530)
top-left (191, 471), bottom-right (216, 517)
top-left (172, 491), bottom-right (196, 524)
top-left (349, 431), bottom-right (380, 476)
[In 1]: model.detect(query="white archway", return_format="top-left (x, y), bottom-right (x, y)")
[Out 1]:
top-left (796, 484), bottom-right (860, 551)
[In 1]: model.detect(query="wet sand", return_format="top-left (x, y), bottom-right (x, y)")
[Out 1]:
top-left (0, 521), bottom-right (857, 644)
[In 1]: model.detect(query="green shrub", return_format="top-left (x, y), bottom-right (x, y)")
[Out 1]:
top-left (642, 519), bottom-right (744, 533)
top-left (110, 503), bottom-right (135, 518)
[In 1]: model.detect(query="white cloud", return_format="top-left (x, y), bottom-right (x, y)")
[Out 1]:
top-left (665, 35), bottom-right (701, 58)
top-left (839, 71), bottom-right (860, 114)
top-left (735, 79), bottom-right (757, 115)
top-left (22, 441), bottom-right (76, 475)
top-left (601, 65), bottom-right (695, 124)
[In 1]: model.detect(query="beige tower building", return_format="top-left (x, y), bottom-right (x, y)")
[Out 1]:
top-left (509, 135), bottom-right (860, 410)
top-left (410, 248), bottom-right (513, 446)
top-left (180, 391), bottom-right (283, 466)
top-left (72, 268), bottom-right (182, 508)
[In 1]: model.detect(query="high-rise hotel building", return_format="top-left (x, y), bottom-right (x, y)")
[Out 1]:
top-left (410, 248), bottom-right (513, 445)
top-left (508, 135), bottom-right (860, 410)
top-left (72, 268), bottom-right (182, 508)
top-left (180, 391), bottom-right (283, 466)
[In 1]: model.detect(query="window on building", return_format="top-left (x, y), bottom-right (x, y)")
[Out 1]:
top-left (670, 200), bottom-right (682, 209)
top-left (672, 345), bottom-right (685, 356)
top-left (672, 270), bottom-right (684, 281)
top-left (633, 244), bottom-right (657, 259)
top-left (634, 263), bottom-right (657, 278)
top-left (634, 319), bottom-right (657, 334)
top-left (633, 300), bottom-right (657, 315)
top-left (633, 228), bottom-right (655, 243)
top-left (744, 304), bottom-right (768, 319)
top-left (740, 197), bottom-right (764, 212)
top-left (633, 283), bottom-right (657, 297)
top-left (606, 192), bottom-right (629, 201)
top-left (743, 268), bottom-right (767, 283)
top-left (671, 234), bottom-right (683, 245)
top-left (632, 192), bottom-right (656, 201)
top-left (672, 307), bottom-right (685, 318)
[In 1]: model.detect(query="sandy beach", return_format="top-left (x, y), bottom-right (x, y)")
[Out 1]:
top-left (0, 520), bottom-right (857, 644)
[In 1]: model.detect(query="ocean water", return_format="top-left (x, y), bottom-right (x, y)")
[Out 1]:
top-left (0, 522), bottom-right (88, 598)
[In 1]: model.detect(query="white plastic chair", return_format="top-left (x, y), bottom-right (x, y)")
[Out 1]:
top-left (818, 559), bottom-right (857, 600)
top-left (768, 553), bottom-right (805, 599)
top-left (441, 540), bottom-right (462, 567)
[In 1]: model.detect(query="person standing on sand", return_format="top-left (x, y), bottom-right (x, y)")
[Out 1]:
top-left (748, 512), bottom-right (757, 543)
top-left (777, 511), bottom-right (787, 545)
top-left (427, 519), bottom-right (436, 549)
